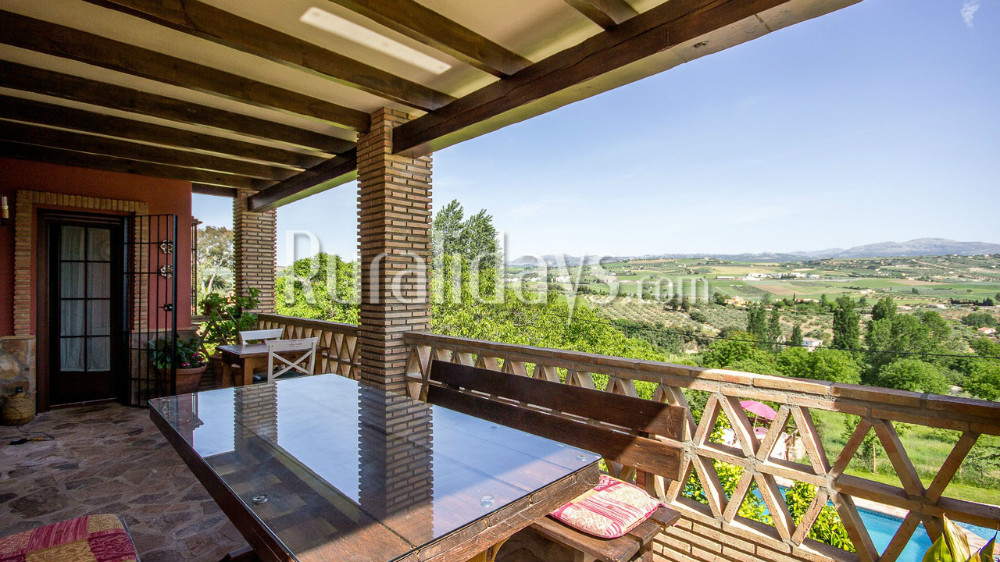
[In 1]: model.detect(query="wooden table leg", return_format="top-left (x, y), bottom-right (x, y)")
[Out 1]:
top-left (221, 361), bottom-right (233, 388)
top-left (240, 358), bottom-right (258, 386)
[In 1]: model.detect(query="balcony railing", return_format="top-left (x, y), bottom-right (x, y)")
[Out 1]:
top-left (403, 331), bottom-right (1000, 562)
top-left (256, 314), bottom-right (360, 380)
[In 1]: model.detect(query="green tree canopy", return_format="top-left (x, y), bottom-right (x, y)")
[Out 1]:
top-left (701, 333), bottom-right (776, 374)
top-left (873, 359), bottom-right (949, 394)
top-left (275, 253), bottom-right (358, 324)
top-left (790, 324), bottom-right (804, 347)
top-left (776, 347), bottom-right (861, 384)
top-left (964, 360), bottom-right (1000, 401)
top-left (196, 225), bottom-right (234, 295)
top-left (870, 296), bottom-right (897, 323)
top-left (832, 296), bottom-right (860, 351)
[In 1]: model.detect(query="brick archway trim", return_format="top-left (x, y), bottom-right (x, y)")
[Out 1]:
top-left (12, 190), bottom-right (148, 335)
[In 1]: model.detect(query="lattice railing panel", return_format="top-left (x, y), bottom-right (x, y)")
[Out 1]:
top-left (403, 331), bottom-right (1000, 562)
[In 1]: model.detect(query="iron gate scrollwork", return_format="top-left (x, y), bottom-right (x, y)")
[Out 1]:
top-left (125, 214), bottom-right (178, 406)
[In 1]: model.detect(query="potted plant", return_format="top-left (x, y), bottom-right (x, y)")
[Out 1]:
top-left (198, 288), bottom-right (261, 379)
top-left (151, 335), bottom-right (208, 394)
top-left (922, 514), bottom-right (996, 562)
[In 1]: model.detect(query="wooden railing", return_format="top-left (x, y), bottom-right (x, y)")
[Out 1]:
top-left (256, 314), bottom-right (360, 380)
top-left (403, 331), bottom-right (1000, 562)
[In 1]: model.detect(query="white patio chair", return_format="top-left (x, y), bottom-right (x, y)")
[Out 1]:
top-left (266, 337), bottom-right (319, 382)
top-left (239, 328), bottom-right (284, 349)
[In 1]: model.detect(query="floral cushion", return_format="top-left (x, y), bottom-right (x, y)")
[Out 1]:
top-left (0, 514), bottom-right (138, 562)
top-left (549, 474), bottom-right (663, 539)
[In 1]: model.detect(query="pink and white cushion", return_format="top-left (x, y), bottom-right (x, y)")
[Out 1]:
top-left (0, 514), bottom-right (138, 562)
top-left (549, 474), bottom-right (663, 539)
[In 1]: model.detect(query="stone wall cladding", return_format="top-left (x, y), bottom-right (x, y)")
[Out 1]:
top-left (233, 190), bottom-right (277, 314)
top-left (356, 108), bottom-right (431, 393)
top-left (0, 335), bottom-right (36, 419)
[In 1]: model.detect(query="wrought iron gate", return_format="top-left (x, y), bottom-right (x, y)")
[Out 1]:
top-left (124, 214), bottom-right (178, 406)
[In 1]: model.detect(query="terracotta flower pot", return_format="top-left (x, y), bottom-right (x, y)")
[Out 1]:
top-left (175, 365), bottom-right (208, 394)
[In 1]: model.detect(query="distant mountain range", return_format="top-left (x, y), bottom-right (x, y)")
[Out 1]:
top-left (510, 239), bottom-right (1000, 266)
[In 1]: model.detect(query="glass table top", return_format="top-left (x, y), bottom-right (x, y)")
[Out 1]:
top-left (149, 374), bottom-right (600, 562)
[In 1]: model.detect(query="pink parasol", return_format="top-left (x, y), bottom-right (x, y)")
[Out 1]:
top-left (740, 400), bottom-right (777, 421)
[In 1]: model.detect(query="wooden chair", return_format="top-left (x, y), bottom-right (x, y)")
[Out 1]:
top-left (266, 337), bottom-right (319, 382)
top-left (422, 360), bottom-right (685, 562)
top-left (239, 328), bottom-right (284, 348)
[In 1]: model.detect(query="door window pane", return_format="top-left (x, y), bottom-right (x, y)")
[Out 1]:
top-left (60, 301), bottom-right (85, 336)
top-left (60, 226), bottom-right (86, 260)
top-left (87, 301), bottom-right (110, 335)
top-left (60, 338), bottom-right (85, 372)
top-left (87, 337), bottom-right (110, 371)
top-left (88, 228), bottom-right (111, 261)
top-left (87, 263), bottom-right (111, 298)
top-left (60, 263), bottom-right (85, 298)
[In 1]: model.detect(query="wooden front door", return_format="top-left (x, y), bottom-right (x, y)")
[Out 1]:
top-left (44, 214), bottom-right (125, 406)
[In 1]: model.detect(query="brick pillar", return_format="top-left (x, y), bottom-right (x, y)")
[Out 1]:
top-left (357, 109), bottom-right (431, 392)
top-left (357, 384), bottom-right (433, 541)
top-left (233, 190), bottom-right (277, 313)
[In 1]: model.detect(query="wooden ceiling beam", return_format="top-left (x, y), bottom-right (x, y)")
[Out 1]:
top-left (327, 0), bottom-right (531, 77)
top-left (0, 61), bottom-right (354, 153)
top-left (0, 141), bottom-right (268, 190)
top-left (0, 95), bottom-right (327, 170)
top-left (192, 184), bottom-right (237, 197)
top-left (394, 0), bottom-right (792, 156)
top-left (0, 10), bottom-right (371, 129)
top-left (0, 121), bottom-right (296, 181)
top-left (79, 0), bottom-right (455, 111)
top-left (564, 0), bottom-right (639, 29)
top-left (247, 150), bottom-right (358, 212)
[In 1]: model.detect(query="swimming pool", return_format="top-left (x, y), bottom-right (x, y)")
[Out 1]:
top-left (859, 505), bottom-right (996, 562)
top-left (754, 487), bottom-right (997, 561)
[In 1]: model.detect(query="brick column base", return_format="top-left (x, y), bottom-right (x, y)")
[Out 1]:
top-left (357, 109), bottom-right (432, 393)
top-left (234, 190), bottom-right (277, 313)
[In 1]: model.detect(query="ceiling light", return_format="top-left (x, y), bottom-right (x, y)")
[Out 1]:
top-left (300, 7), bottom-right (451, 75)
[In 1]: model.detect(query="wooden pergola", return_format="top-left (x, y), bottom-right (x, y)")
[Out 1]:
top-left (2, 0), bottom-right (858, 389)
top-left (1, 0), bottom-right (856, 210)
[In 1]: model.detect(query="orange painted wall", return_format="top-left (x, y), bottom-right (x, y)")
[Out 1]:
top-left (0, 158), bottom-right (194, 336)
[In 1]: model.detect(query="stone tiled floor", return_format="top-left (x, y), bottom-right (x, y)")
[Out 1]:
top-left (0, 403), bottom-right (246, 561)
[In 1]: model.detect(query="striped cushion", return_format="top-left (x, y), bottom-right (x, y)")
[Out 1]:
top-left (0, 514), bottom-right (138, 562)
top-left (549, 475), bottom-right (662, 539)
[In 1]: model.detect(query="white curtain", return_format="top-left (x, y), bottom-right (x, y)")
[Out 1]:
top-left (58, 226), bottom-right (112, 372)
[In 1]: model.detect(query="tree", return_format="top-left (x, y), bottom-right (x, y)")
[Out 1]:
top-left (962, 312), bottom-right (998, 329)
top-left (196, 226), bottom-right (234, 295)
top-left (746, 303), bottom-right (767, 345)
top-left (864, 311), bottom-right (952, 381)
top-left (870, 296), bottom-right (897, 323)
top-left (275, 253), bottom-right (359, 324)
top-left (873, 359), bottom-right (949, 394)
top-left (832, 296), bottom-right (860, 351)
top-left (432, 200), bottom-right (465, 257)
top-left (964, 360), bottom-right (1000, 401)
top-left (767, 309), bottom-right (781, 351)
top-left (776, 347), bottom-right (861, 384)
top-left (433, 200), bottom-right (499, 271)
top-left (790, 324), bottom-right (804, 347)
top-left (701, 333), bottom-right (776, 374)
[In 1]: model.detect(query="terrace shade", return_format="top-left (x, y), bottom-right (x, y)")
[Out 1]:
top-left (1, 0), bottom-right (858, 210)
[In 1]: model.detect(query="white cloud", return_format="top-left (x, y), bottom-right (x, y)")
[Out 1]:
top-left (961, 1), bottom-right (980, 28)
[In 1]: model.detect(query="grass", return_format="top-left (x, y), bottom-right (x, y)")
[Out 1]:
top-left (810, 410), bottom-right (1000, 506)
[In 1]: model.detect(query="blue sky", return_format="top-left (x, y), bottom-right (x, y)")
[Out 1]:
top-left (194, 0), bottom-right (1000, 265)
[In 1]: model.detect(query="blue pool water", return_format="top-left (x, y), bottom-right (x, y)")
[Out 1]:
top-left (754, 488), bottom-right (997, 561)
top-left (859, 506), bottom-right (996, 562)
